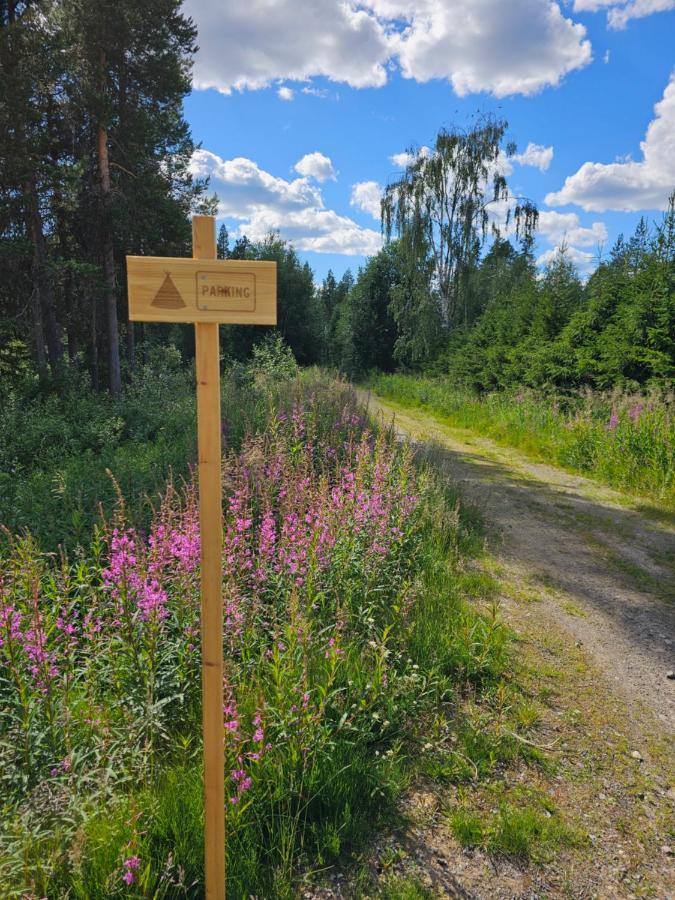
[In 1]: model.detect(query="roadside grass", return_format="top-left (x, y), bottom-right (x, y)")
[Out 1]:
top-left (334, 552), bottom-right (674, 896)
top-left (365, 373), bottom-right (675, 509)
top-left (377, 873), bottom-right (435, 898)
top-left (447, 785), bottom-right (586, 863)
top-left (0, 371), bottom-right (546, 897)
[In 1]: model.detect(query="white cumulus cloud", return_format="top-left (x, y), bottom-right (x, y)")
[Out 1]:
top-left (538, 210), bottom-right (608, 246)
top-left (184, 0), bottom-right (390, 92)
top-left (389, 145), bottom-right (431, 168)
top-left (185, 0), bottom-right (592, 98)
top-left (573, 0), bottom-right (675, 28)
top-left (537, 243), bottom-right (598, 279)
top-left (537, 244), bottom-right (597, 275)
top-left (277, 86), bottom-right (294, 101)
top-left (190, 149), bottom-right (381, 256)
top-left (293, 152), bottom-right (337, 182)
top-left (545, 73), bottom-right (675, 211)
top-left (379, 0), bottom-right (591, 97)
top-left (512, 142), bottom-right (554, 171)
top-left (350, 181), bottom-right (384, 219)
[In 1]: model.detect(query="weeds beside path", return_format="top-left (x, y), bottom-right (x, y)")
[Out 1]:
top-left (358, 389), bottom-right (675, 729)
top-left (341, 388), bottom-right (675, 899)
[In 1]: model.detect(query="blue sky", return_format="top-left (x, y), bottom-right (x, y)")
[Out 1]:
top-left (183, 0), bottom-right (675, 283)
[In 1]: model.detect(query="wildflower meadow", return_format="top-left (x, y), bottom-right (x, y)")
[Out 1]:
top-left (0, 373), bottom-right (510, 897)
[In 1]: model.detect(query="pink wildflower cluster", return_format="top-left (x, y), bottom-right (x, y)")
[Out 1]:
top-left (223, 683), bottom-right (270, 805)
top-left (218, 416), bottom-right (418, 605)
top-left (0, 389), bottom-right (422, 808)
top-left (103, 528), bottom-right (169, 623)
top-left (628, 401), bottom-right (644, 422)
top-left (0, 578), bottom-right (60, 695)
top-left (121, 855), bottom-right (141, 886)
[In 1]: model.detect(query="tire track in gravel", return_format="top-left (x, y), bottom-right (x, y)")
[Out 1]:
top-left (358, 390), bottom-right (675, 733)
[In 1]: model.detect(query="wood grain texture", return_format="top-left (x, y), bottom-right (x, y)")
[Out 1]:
top-left (193, 216), bottom-right (226, 899)
top-left (126, 253), bottom-right (276, 324)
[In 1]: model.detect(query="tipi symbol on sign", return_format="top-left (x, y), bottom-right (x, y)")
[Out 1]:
top-left (152, 272), bottom-right (186, 309)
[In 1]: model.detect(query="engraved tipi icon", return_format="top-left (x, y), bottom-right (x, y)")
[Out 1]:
top-left (152, 272), bottom-right (186, 309)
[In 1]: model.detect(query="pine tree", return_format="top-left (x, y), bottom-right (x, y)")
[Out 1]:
top-left (56, 0), bottom-right (200, 392)
top-left (217, 224), bottom-right (229, 259)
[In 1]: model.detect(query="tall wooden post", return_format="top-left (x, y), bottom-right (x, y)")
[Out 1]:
top-left (126, 216), bottom-right (276, 899)
top-left (193, 215), bottom-right (225, 898)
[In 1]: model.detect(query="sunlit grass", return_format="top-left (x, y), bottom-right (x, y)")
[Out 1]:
top-left (0, 373), bottom-right (515, 897)
top-left (366, 374), bottom-right (675, 508)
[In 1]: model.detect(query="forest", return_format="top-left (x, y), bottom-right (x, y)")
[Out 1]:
top-left (2, 2), bottom-right (673, 397)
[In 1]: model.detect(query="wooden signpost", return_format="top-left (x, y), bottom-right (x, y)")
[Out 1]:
top-left (127, 216), bottom-right (276, 898)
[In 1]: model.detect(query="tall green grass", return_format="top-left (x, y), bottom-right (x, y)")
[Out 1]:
top-left (1, 371), bottom-right (519, 897)
top-left (366, 374), bottom-right (675, 508)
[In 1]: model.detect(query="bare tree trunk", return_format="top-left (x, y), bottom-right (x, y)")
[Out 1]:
top-left (97, 51), bottom-right (121, 396)
top-left (90, 290), bottom-right (99, 390)
top-left (23, 178), bottom-right (63, 369)
top-left (30, 287), bottom-right (48, 377)
top-left (126, 322), bottom-right (135, 375)
top-left (57, 214), bottom-right (78, 363)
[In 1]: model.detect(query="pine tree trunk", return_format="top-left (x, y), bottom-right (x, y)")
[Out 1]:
top-left (127, 322), bottom-right (135, 375)
top-left (57, 214), bottom-right (78, 363)
top-left (98, 121), bottom-right (121, 396)
top-left (90, 290), bottom-right (99, 391)
top-left (23, 178), bottom-right (63, 369)
top-left (30, 285), bottom-right (48, 377)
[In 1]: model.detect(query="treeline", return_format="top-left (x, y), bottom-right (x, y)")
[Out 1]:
top-left (320, 118), bottom-right (674, 390)
top-left (324, 205), bottom-right (675, 390)
top-left (0, 0), bottom-right (207, 393)
top-left (0, 1), bottom-right (329, 391)
top-left (2, 14), bottom-right (672, 401)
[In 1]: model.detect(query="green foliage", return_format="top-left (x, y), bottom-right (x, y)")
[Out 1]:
top-left (335, 246), bottom-right (399, 376)
top-left (220, 234), bottom-right (324, 366)
top-left (382, 116), bottom-right (538, 341)
top-left (446, 203), bottom-right (674, 391)
top-left (0, 374), bottom-right (515, 897)
top-left (0, 349), bottom-right (198, 549)
top-left (367, 374), bottom-right (675, 507)
top-left (0, 0), bottom-right (205, 387)
top-left (448, 788), bottom-right (585, 862)
top-left (243, 332), bottom-right (299, 391)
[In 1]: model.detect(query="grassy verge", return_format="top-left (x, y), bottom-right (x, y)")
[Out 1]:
top-left (0, 347), bottom-right (277, 551)
top-left (1, 371), bottom-right (544, 897)
top-left (365, 373), bottom-right (675, 509)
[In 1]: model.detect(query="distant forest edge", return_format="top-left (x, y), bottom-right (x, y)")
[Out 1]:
top-left (1, 3), bottom-right (673, 395)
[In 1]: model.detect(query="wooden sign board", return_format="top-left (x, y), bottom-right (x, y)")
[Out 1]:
top-left (126, 256), bottom-right (277, 324)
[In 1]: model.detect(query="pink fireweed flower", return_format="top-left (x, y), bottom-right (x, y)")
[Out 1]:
top-left (607, 412), bottom-right (619, 431)
top-left (628, 402), bottom-right (643, 423)
top-left (230, 767), bottom-right (253, 804)
top-left (252, 709), bottom-right (265, 743)
top-left (121, 855), bottom-right (140, 885)
top-left (223, 688), bottom-right (240, 734)
top-left (137, 577), bottom-right (168, 622)
top-left (0, 601), bottom-right (22, 649)
top-left (103, 529), bottom-right (137, 590)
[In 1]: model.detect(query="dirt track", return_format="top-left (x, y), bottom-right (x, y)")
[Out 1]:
top-left (304, 391), bottom-right (675, 898)
top-left (359, 390), bottom-right (675, 732)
